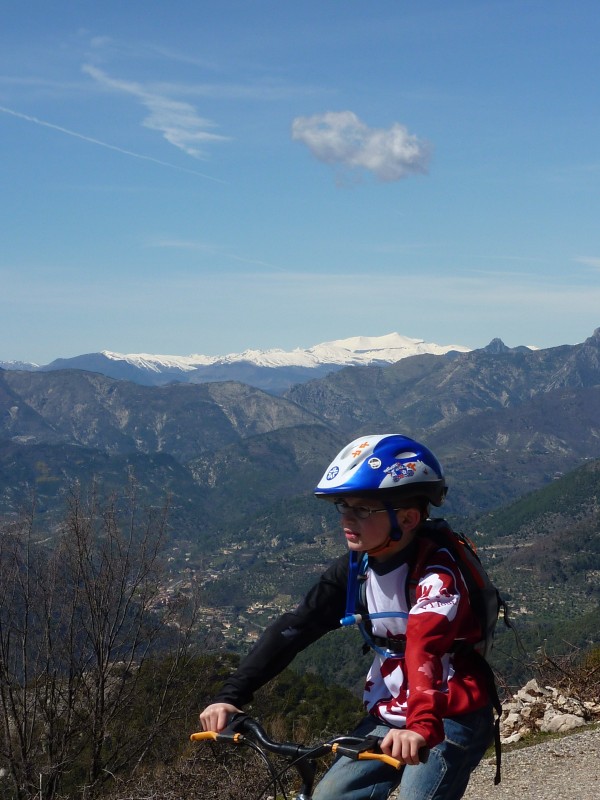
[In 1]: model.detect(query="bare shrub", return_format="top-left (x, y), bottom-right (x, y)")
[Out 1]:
top-left (0, 483), bottom-right (201, 800)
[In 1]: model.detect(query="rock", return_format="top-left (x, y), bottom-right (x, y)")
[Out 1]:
top-left (514, 679), bottom-right (549, 703)
top-left (501, 732), bottom-right (523, 744)
top-left (540, 713), bottom-right (586, 734)
top-left (498, 679), bottom-right (600, 741)
top-left (502, 711), bottom-right (522, 728)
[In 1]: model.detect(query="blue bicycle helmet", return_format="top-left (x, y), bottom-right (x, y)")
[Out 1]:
top-left (314, 434), bottom-right (447, 506)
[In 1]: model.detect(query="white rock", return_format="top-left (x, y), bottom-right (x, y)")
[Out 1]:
top-left (540, 713), bottom-right (586, 734)
top-left (501, 711), bottom-right (522, 729)
top-left (501, 732), bottom-right (523, 744)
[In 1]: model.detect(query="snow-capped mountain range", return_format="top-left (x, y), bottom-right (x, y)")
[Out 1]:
top-left (1, 333), bottom-right (471, 392)
top-left (103, 332), bottom-right (469, 370)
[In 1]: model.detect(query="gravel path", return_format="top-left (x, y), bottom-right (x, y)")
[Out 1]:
top-left (462, 725), bottom-right (600, 799)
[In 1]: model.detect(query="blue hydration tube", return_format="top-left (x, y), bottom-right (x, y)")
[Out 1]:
top-left (340, 551), bottom-right (408, 658)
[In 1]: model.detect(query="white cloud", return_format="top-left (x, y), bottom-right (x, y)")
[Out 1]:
top-left (0, 103), bottom-right (225, 182)
top-left (82, 64), bottom-right (230, 158)
top-left (291, 110), bottom-right (430, 182)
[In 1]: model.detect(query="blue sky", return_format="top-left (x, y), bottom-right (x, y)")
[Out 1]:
top-left (2, 0), bottom-right (600, 363)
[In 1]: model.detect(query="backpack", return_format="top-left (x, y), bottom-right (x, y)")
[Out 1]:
top-left (407, 519), bottom-right (509, 662)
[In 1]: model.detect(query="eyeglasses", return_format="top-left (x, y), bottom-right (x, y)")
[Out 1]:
top-left (334, 501), bottom-right (408, 520)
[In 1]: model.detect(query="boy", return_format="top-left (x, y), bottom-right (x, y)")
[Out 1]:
top-left (200, 434), bottom-right (494, 800)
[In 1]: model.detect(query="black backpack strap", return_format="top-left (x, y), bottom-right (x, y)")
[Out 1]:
top-left (471, 652), bottom-right (502, 785)
top-left (406, 534), bottom-right (439, 608)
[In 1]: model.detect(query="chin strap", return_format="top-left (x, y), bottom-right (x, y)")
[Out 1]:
top-left (366, 504), bottom-right (404, 556)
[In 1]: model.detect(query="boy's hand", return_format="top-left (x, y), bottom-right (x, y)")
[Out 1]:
top-left (199, 702), bottom-right (242, 733)
top-left (380, 728), bottom-right (427, 766)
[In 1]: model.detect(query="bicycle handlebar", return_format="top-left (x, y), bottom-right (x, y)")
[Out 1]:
top-left (191, 713), bottom-right (429, 799)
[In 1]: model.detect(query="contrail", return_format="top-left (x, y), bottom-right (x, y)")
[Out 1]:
top-left (0, 104), bottom-right (226, 184)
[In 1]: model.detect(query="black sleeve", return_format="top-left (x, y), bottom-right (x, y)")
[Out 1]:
top-left (210, 553), bottom-right (349, 707)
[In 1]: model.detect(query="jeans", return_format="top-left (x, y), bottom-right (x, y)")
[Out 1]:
top-left (311, 706), bottom-right (494, 800)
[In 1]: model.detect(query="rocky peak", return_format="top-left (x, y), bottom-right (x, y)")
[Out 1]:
top-left (481, 338), bottom-right (512, 354)
top-left (479, 338), bottom-right (534, 355)
top-left (585, 326), bottom-right (600, 344)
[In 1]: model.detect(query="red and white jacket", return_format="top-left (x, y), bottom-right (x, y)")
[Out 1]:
top-left (362, 544), bottom-right (489, 746)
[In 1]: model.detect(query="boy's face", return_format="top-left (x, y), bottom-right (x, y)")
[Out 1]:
top-left (335, 496), bottom-right (419, 558)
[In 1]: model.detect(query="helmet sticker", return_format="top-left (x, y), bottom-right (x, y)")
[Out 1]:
top-left (351, 441), bottom-right (370, 458)
top-left (368, 457), bottom-right (382, 469)
top-left (384, 461), bottom-right (417, 483)
top-left (326, 466), bottom-right (340, 481)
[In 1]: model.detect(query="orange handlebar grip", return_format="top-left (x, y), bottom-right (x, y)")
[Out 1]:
top-left (357, 752), bottom-right (403, 770)
top-left (330, 742), bottom-right (403, 771)
top-left (190, 731), bottom-right (217, 741)
top-left (190, 731), bottom-right (244, 744)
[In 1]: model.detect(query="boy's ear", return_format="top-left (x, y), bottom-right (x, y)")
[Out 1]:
top-left (397, 507), bottom-right (422, 532)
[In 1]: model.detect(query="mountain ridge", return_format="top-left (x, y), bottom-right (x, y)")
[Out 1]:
top-left (1, 332), bottom-right (473, 391)
top-left (1, 327), bottom-right (599, 522)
